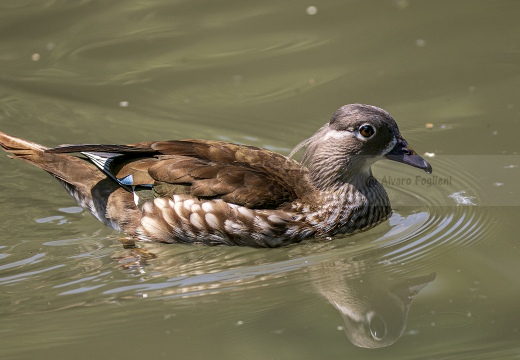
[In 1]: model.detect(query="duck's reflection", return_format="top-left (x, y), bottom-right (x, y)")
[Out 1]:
top-left (311, 256), bottom-right (435, 348)
top-left (112, 236), bottom-right (435, 349)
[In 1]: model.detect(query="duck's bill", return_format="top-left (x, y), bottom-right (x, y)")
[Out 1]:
top-left (385, 140), bottom-right (432, 174)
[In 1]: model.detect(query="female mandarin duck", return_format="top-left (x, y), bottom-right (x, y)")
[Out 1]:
top-left (0, 104), bottom-right (431, 247)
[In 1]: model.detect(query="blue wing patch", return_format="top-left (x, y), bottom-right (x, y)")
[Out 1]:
top-left (83, 151), bottom-right (155, 191)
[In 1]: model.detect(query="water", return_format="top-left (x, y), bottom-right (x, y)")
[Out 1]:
top-left (1, 0), bottom-right (520, 359)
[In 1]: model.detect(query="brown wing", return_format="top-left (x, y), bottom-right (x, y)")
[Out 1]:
top-left (48, 140), bottom-right (316, 209)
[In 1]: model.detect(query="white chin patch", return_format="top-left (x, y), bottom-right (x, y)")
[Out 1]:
top-left (322, 129), bottom-right (354, 141)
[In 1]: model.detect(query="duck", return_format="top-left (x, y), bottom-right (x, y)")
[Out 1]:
top-left (0, 104), bottom-right (431, 247)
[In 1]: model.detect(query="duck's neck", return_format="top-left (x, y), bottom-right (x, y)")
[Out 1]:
top-left (299, 158), bottom-right (392, 236)
top-left (307, 152), bottom-right (376, 191)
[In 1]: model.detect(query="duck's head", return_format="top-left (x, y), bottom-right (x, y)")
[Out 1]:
top-left (291, 104), bottom-right (432, 190)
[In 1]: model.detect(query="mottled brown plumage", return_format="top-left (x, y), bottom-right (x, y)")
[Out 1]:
top-left (0, 104), bottom-right (431, 247)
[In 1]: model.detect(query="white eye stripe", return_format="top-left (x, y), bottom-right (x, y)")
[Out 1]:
top-left (322, 129), bottom-right (354, 141)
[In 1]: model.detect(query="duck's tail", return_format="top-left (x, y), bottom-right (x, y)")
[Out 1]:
top-left (0, 131), bottom-right (48, 161)
top-left (0, 131), bottom-right (102, 187)
top-left (0, 132), bottom-right (138, 231)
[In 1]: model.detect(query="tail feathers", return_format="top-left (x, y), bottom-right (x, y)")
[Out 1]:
top-left (0, 131), bottom-right (102, 184)
top-left (0, 131), bottom-right (48, 163)
top-left (0, 131), bottom-right (139, 231)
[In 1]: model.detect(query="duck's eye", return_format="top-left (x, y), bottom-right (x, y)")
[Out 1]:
top-left (359, 124), bottom-right (375, 138)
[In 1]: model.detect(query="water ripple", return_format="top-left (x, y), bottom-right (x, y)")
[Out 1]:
top-left (421, 309), bottom-right (484, 329)
top-left (369, 155), bottom-right (496, 273)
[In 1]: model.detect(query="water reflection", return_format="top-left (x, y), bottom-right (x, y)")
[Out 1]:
top-left (311, 256), bottom-right (435, 348)
top-left (109, 230), bottom-right (436, 349)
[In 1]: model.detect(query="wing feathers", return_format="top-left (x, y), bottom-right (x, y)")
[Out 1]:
top-left (46, 139), bottom-right (315, 209)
